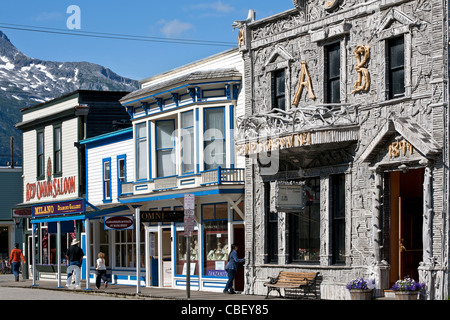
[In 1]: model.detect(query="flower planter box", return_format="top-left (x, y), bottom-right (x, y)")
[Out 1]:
top-left (394, 291), bottom-right (419, 300)
top-left (350, 289), bottom-right (373, 300)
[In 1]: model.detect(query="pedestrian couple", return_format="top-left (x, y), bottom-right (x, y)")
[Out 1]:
top-left (223, 244), bottom-right (245, 294)
top-left (65, 239), bottom-right (107, 289)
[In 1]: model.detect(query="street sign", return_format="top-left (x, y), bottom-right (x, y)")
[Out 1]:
top-left (184, 194), bottom-right (195, 299)
top-left (184, 193), bottom-right (195, 210)
top-left (184, 194), bottom-right (195, 237)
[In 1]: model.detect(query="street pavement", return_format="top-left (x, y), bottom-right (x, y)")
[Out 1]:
top-left (0, 274), bottom-right (280, 301)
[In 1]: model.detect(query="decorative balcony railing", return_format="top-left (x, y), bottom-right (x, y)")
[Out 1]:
top-left (236, 104), bottom-right (359, 143)
top-left (119, 167), bottom-right (244, 197)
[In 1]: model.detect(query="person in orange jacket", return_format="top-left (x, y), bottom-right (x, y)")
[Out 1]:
top-left (9, 243), bottom-right (26, 282)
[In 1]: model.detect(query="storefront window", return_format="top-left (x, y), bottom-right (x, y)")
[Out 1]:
top-left (114, 224), bottom-right (144, 268)
top-left (40, 222), bottom-right (73, 265)
top-left (203, 203), bottom-right (228, 277)
top-left (0, 227), bottom-right (9, 259)
top-left (99, 226), bottom-right (109, 266)
top-left (289, 177), bottom-right (320, 263)
top-left (175, 226), bottom-right (199, 276)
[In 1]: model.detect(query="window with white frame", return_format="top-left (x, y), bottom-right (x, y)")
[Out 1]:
top-left (53, 125), bottom-right (62, 176)
top-left (118, 156), bottom-right (126, 183)
top-left (135, 122), bottom-right (148, 181)
top-left (203, 107), bottom-right (225, 171)
top-left (114, 226), bottom-right (144, 268)
top-left (37, 129), bottom-right (45, 180)
top-left (103, 158), bottom-right (111, 201)
top-left (156, 119), bottom-right (176, 177)
top-left (181, 110), bottom-right (195, 175)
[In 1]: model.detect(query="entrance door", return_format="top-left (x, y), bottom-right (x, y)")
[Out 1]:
top-left (233, 225), bottom-right (245, 292)
top-left (147, 227), bottom-right (172, 287)
top-left (390, 169), bottom-right (423, 284)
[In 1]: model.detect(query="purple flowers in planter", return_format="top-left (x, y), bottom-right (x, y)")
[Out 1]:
top-left (391, 277), bottom-right (425, 292)
top-left (346, 278), bottom-right (375, 290)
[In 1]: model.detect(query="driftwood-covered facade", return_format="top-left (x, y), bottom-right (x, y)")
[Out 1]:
top-left (235, 0), bottom-right (448, 299)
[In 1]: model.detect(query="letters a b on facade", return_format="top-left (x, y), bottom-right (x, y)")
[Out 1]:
top-left (237, 0), bottom-right (449, 299)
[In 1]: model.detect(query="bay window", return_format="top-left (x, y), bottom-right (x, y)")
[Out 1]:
top-left (156, 120), bottom-right (176, 177)
top-left (135, 122), bottom-right (148, 181)
top-left (181, 111), bottom-right (195, 175)
top-left (203, 108), bottom-right (225, 171)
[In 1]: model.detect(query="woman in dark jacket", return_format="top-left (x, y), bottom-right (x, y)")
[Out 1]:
top-left (224, 244), bottom-right (245, 294)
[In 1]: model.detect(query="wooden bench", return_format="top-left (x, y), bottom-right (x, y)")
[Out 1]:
top-left (264, 271), bottom-right (320, 299)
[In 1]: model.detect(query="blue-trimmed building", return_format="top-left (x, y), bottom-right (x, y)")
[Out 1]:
top-left (15, 90), bottom-right (131, 286)
top-left (83, 48), bottom-right (246, 292)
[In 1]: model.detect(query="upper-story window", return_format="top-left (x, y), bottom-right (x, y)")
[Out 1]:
top-left (272, 69), bottom-right (286, 110)
top-left (118, 156), bottom-right (126, 183)
top-left (53, 125), bottom-right (62, 176)
top-left (325, 42), bottom-right (341, 104)
top-left (135, 122), bottom-right (147, 181)
top-left (103, 158), bottom-right (111, 201)
top-left (181, 111), bottom-right (194, 175)
top-left (387, 36), bottom-right (405, 100)
top-left (204, 107), bottom-right (225, 171)
top-left (156, 119), bottom-right (176, 177)
top-left (37, 129), bottom-right (45, 180)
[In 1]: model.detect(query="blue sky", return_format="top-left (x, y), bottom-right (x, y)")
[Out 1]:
top-left (0, 1), bottom-right (294, 81)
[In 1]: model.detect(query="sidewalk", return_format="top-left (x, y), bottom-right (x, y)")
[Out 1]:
top-left (0, 275), bottom-right (280, 300)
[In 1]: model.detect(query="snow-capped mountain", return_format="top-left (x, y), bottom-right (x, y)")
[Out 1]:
top-left (0, 30), bottom-right (138, 104)
top-left (0, 30), bottom-right (139, 165)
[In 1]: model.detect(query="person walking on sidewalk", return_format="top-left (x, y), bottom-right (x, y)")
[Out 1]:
top-left (65, 239), bottom-right (84, 285)
top-left (224, 244), bottom-right (245, 294)
top-left (95, 252), bottom-right (108, 289)
top-left (9, 243), bottom-right (26, 282)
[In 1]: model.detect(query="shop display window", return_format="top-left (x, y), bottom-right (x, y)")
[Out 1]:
top-left (114, 224), bottom-right (144, 268)
top-left (202, 203), bottom-right (228, 277)
top-left (175, 226), bottom-right (199, 276)
top-left (40, 223), bottom-right (74, 265)
top-left (289, 177), bottom-right (320, 263)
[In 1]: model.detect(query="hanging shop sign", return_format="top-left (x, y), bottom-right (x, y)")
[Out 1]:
top-left (12, 207), bottom-right (32, 219)
top-left (275, 182), bottom-right (305, 212)
top-left (140, 210), bottom-right (184, 223)
top-left (104, 215), bottom-right (134, 230)
top-left (32, 199), bottom-right (85, 218)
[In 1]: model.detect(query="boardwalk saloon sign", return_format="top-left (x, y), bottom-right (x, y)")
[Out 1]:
top-left (26, 157), bottom-right (76, 202)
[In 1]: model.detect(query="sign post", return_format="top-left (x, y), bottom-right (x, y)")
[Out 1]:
top-left (184, 194), bottom-right (195, 299)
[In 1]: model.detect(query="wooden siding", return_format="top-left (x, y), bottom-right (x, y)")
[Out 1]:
top-left (86, 139), bottom-right (134, 205)
top-left (21, 117), bottom-right (79, 205)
